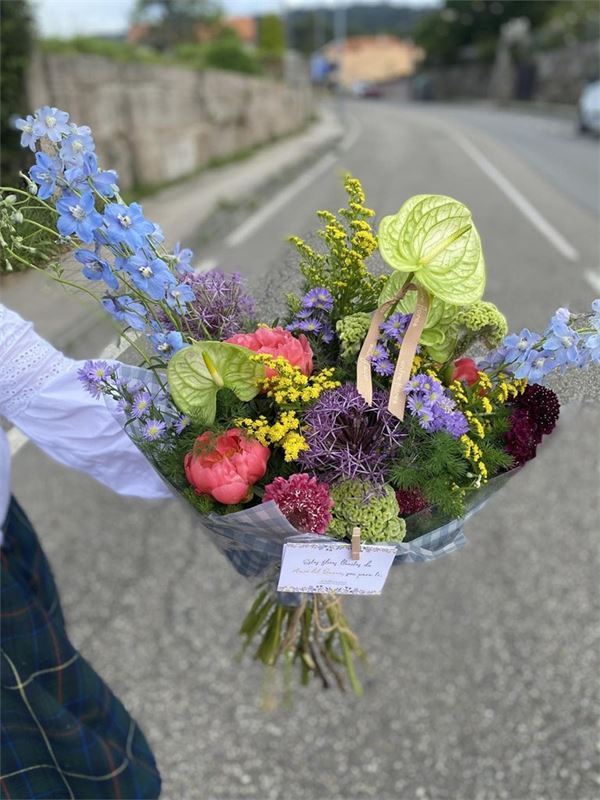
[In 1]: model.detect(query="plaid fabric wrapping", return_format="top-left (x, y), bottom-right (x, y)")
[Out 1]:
top-left (1, 497), bottom-right (161, 800)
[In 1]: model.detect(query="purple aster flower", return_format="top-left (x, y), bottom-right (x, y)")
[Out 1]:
top-left (131, 390), bottom-right (152, 418)
top-left (444, 411), bottom-right (470, 438)
top-left (33, 106), bottom-right (70, 142)
top-left (296, 317), bottom-right (323, 334)
top-left (372, 355), bottom-right (395, 377)
top-left (141, 419), bottom-right (167, 441)
top-left (102, 295), bottom-right (147, 331)
top-left (15, 115), bottom-right (38, 150)
top-left (165, 282), bottom-right (195, 313)
top-left (65, 153), bottom-right (118, 199)
top-left (159, 270), bottom-right (254, 339)
top-left (321, 325), bottom-right (335, 344)
top-left (302, 287), bottom-right (334, 312)
top-left (29, 152), bottom-right (63, 200)
top-left (101, 202), bottom-right (154, 250)
top-left (381, 312), bottom-right (411, 342)
top-left (174, 415), bottom-right (191, 434)
top-left (55, 191), bottom-right (102, 243)
top-left (299, 383), bottom-right (406, 483)
top-left (149, 331), bottom-right (186, 359)
top-left (75, 248), bottom-right (118, 290)
top-left (405, 372), bottom-right (468, 439)
top-left (77, 360), bottom-right (113, 398)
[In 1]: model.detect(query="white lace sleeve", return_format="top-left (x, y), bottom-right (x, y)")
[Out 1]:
top-left (0, 303), bottom-right (70, 418)
top-left (0, 303), bottom-right (172, 500)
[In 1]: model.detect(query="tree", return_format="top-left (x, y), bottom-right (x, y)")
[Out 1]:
top-left (414, 0), bottom-right (560, 66)
top-left (132, 0), bottom-right (222, 49)
top-left (0, 0), bottom-right (34, 183)
top-left (258, 14), bottom-right (285, 57)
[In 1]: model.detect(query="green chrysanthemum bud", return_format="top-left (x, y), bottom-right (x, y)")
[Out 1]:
top-left (329, 480), bottom-right (406, 543)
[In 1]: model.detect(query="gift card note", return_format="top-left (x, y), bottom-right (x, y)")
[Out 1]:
top-left (277, 540), bottom-right (396, 595)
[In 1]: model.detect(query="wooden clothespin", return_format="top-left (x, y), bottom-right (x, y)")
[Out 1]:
top-left (351, 526), bottom-right (361, 560)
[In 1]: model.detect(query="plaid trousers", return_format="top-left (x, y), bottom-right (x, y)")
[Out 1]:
top-left (1, 497), bottom-right (161, 799)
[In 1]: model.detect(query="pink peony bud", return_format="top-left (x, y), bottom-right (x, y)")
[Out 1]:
top-left (184, 429), bottom-right (269, 505)
top-left (226, 326), bottom-right (313, 377)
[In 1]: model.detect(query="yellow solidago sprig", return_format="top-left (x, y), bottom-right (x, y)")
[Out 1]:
top-left (288, 174), bottom-right (385, 319)
top-left (235, 411), bottom-right (308, 462)
top-left (250, 354), bottom-right (340, 407)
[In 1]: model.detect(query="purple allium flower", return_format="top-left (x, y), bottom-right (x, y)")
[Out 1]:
top-left (131, 390), bottom-right (152, 418)
top-left (159, 270), bottom-right (255, 340)
top-left (299, 383), bottom-right (406, 483)
top-left (77, 360), bottom-right (113, 398)
top-left (263, 473), bottom-right (333, 533)
top-left (302, 287), bottom-right (334, 312)
top-left (141, 419), bottom-right (167, 441)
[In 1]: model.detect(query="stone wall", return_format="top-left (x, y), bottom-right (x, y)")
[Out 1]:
top-left (414, 40), bottom-right (598, 105)
top-left (27, 52), bottom-right (313, 189)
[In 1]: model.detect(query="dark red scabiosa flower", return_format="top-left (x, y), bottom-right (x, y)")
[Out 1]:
top-left (263, 474), bottom-right (333, 533)
top-left (505, 408), bottom-right (539, 466)
top-left (395, 488), bottom-right (428, 517)
top-left (514, 384), bottom-right (560, 438)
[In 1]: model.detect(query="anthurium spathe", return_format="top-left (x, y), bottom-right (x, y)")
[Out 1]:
top-left (378, 194), bottom-right (486, 306)
top-left (167, 340), bottom-right (265, 424)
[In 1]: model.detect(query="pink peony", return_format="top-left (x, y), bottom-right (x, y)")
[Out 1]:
top-left (184, 429), bottom-right (269, 505)
top-left (263, 473), bottom-right (333, 533)
top-left (226, 326), bottom-right (313, 377)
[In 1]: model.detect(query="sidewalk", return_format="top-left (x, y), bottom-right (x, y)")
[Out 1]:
top-left (0, 104), bottom-right (342, 356)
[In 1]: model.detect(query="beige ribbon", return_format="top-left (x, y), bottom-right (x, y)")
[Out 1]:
top-left (356, 282), bottom-right (430, 421)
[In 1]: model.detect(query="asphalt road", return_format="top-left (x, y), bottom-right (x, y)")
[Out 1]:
top-left (9, 100), bottom-right (600, 800)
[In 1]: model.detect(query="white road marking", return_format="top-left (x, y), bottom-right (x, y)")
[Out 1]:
top-left (340, 115), bottom-right (361, 152)
top-left (584, 270), bottom-right (600, 294)
top-left (224, 151), bottom-right (339, 249)
top-left (449, 129), bottom-right (580, 263)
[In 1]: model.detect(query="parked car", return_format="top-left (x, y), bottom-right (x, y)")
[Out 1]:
top-left (351, 81), bottom-right (384, 99)
top-left (577, 80), bottom-right (600, 135)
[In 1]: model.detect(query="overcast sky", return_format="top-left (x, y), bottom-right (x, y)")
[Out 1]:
top-left (31, 0), bottom-right (438, 38)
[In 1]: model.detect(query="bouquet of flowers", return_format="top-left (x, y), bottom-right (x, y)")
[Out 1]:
top-left (2, 106), bottom-right (599, 699)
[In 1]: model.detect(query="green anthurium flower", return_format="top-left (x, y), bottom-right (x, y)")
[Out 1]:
top-left (167, 341), bottom-right (265, 424)
top-left (378, 194), bottom-right (486, 306)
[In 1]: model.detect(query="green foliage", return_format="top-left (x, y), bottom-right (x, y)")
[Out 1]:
top-left (289, 175), bottom-right (385, 321)
top-left (258, 14), bottom-right (285, 57)
top-left (536, 0), bottom-right (600, 50)
top-left (0, 190), bottom-right (61, 274)
top-left (203, 37), bottom-right (262, 74)
top-left (41, 36), bottom-right (166, 64)
top-left (133, 0), bottom-right (222, 48)
top-left (414, 1), bottom-right (560, 66)
top-left (1, 0), bottom-right (34, 185)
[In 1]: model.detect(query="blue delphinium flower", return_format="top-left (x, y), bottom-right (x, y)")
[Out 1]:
top-left (502, 328), bottom-right (541, 365)
top-left (101, 202), bottom-right (154, 250)
top-left (33, 106), bottom-right (71, 142)
top-left (514, 349), bottom-right (557, 382)
top-left (65, 153), bottom-right (118, 198)
top-left (543, 318), bottom-right (581, 368)
top-left (142, 419), bottom-right (167, 441)
top-left (15, 115), bottom-right (38, 151)
top-left (149, 331), bottom-right (186, 359)
top-left (56, 191), bottom-right (103, 243)
top-left (131, 390), bottom-right (152, 418)
top-left (165, 282), bottom-right (195, 313)
top-left (30, 152), bottom-right (63, 200)
top-left (125, 253), bottom-right (175, 300)
top-left (102, 295), bottom-right (147, 331)
top-left (170, 242), bottom-right (194, 274)
top-left (75, 248), bottom-right (119, 290)
top-left (59, 128), bottom-right (95, 166)
top-left (77, 360), bottom-right (114, 399)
